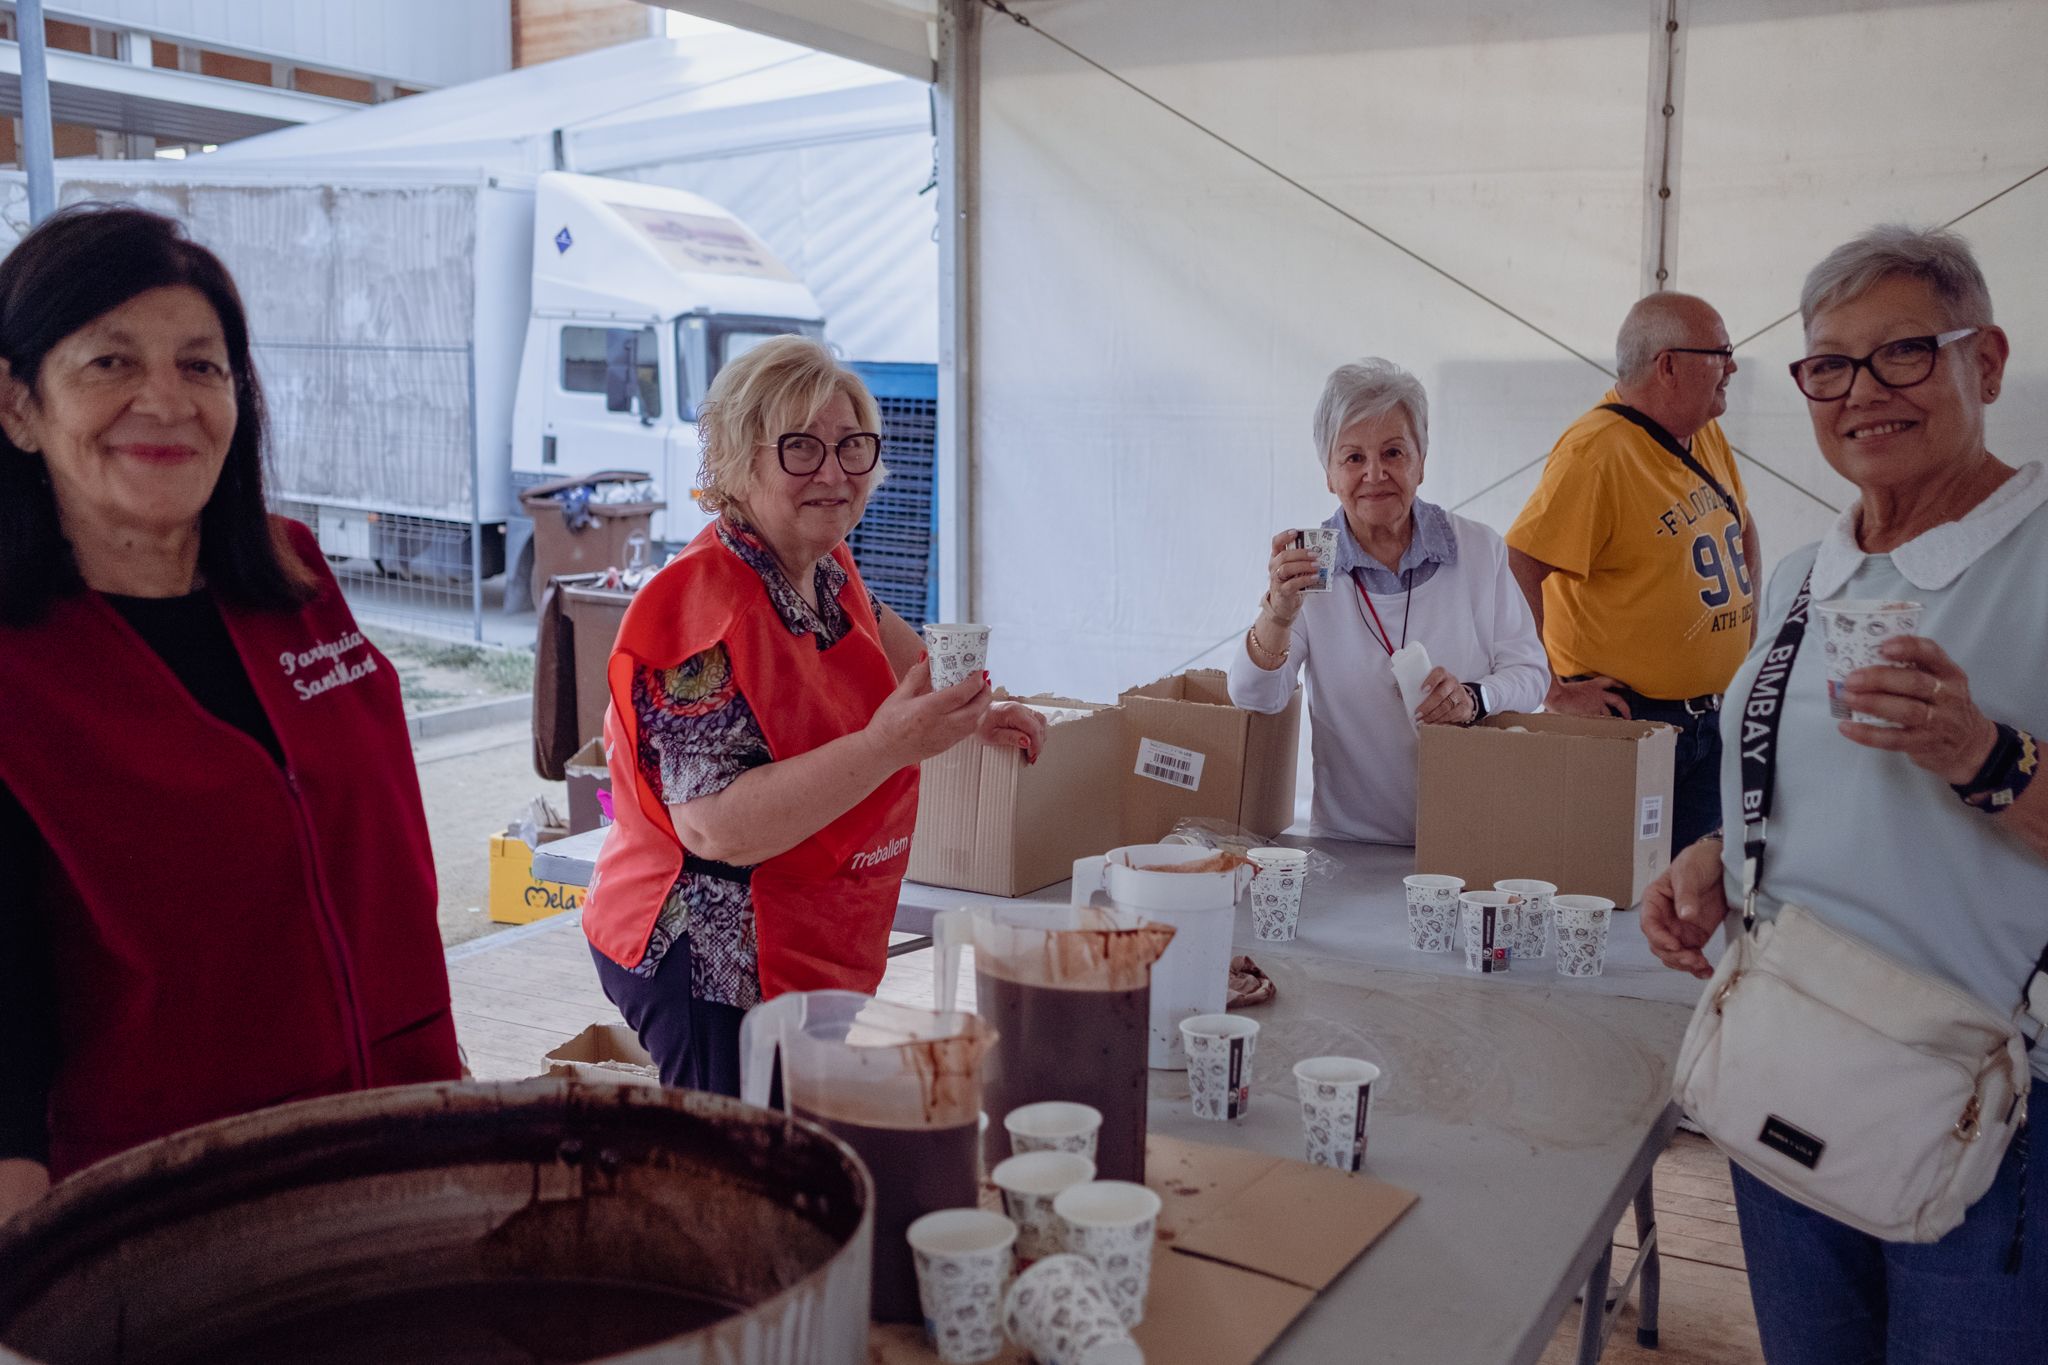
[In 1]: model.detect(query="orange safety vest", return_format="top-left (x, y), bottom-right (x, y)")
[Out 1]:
top-left (581, 522), bottom-right (918, 998)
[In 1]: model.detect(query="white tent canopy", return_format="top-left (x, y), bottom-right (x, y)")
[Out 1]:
top-left (655, 0), bottom-right (2048, 702)
top-left (205, 33), bottom-right (939, 364)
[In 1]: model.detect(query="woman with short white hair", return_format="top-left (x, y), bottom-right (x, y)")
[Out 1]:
top-left (1642, 225), bottom-right (2048, 1359)
top-left (1229, 357), bottom-right (1549, 843)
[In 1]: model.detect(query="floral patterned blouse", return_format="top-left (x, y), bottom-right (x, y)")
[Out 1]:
top-left (627, 517), bottom-right (882, 1007)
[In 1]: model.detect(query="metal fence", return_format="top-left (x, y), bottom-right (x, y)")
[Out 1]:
top-left (259, 339), bottom-right (497, 643)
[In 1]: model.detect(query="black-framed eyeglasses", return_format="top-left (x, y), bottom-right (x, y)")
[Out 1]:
top-left (1664, 346), bottom-right (1735, 361)
top-left (773, 431), bottom-right (882, 476)
top-left (1788, 328), bottom-right (1979, 402)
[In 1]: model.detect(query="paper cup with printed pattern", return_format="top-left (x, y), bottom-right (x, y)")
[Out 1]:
top-left (1247, 846), bottom-right (1309, 941)
top-left (924, 622), bottom-right (992, 691)
top-left (1004, 1102), bottom-right (1102, 1162)
top-left (1179, 1013), bottom-right (1258, 1121)
top-left (1403, 873), bottom-right (1464, 952)
top-left (1459, 891), bottom-right (1520, 974)
top-left (993, 1151), bottom-right (1096, 1265)
top-left (1002, 1254), bottom-right (1141, 1365)
top-left (1292, 527), bottom-right (1338, 592)
top-left (1812, 599), bottom-right (1921, 726)
top-left (1494, 878), bottom-right (1556, 960)
top-left (1295, 1056), bottom-right (1380, 1171)
top-left (1054, 1181), bottom-right (1161, 1328)
top-left (907, 1208), bottom-right (1017, 1364)
top-left (1552, 895), bottom-right (1616, 977)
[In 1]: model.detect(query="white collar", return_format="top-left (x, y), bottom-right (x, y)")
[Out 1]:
top-left (1810, 461), bottom-right (2048, 600)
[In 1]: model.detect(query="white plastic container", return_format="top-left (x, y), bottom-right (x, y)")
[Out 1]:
top-left (1071, 844), bottom-right (1254, 1070)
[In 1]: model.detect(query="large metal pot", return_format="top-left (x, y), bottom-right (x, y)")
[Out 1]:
top-left (0, 1080), bottom-right (872, 1364)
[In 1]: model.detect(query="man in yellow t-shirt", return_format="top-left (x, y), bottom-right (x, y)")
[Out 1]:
top-left (1507, 292), bottom-right (1761, 854)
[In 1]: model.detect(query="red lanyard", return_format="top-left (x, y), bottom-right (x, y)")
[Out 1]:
top-left (1353, 567), bottom-right (1413, 659)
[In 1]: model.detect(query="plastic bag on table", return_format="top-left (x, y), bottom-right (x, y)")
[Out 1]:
top-left (516, 795), bottom-right (569, 851)
top-left (1161, 817), bottom-right (1337, 883)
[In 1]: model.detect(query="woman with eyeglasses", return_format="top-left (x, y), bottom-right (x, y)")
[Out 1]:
top-left (1228, 357), bottom-right (1550, 843)
top-left (1642, 226), bottom-right (2048, 1359)
top-left (581, 335), bottom-right (1045, 1093)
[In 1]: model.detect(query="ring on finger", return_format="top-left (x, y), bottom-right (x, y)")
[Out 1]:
top-left (1923, 699), bottom-right (1935, 726)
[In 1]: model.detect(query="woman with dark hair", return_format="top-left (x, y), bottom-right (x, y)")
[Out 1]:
top-left (0, 205), bottom-right (460, 1222)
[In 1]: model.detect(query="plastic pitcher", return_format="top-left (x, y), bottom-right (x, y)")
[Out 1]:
top-left (739, 990), bottom-right (993, 1325)
top-left (1071, 844), bottom-right (1254, 1071)
top-left (934, 905), bottom-right (1174, 1185)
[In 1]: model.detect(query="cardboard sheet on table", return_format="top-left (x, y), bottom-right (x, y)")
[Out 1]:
top-left (1132, 1252), bottom-right (1314, 1364)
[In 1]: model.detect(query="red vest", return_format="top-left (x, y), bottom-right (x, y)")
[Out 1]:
top-left (583, 523), bottom-right (918, 998)
top-left (0, 520), bottom-right (459, 1179)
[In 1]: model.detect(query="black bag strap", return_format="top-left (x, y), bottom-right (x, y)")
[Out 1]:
top-left (1736, 569), bottom-right (1812, 931)
top-left (1600, 402), bottom-right (1744, 532)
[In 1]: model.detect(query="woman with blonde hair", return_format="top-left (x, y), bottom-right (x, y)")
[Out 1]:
top-left (581, 336), bottom-right (1044, 1092)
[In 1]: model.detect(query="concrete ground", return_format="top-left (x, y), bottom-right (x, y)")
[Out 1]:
top-left (413, 719), bottom-right (564, 949)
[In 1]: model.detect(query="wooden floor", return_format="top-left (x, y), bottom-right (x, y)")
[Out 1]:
top-left (447, 912), bottom-right (1762, 1364)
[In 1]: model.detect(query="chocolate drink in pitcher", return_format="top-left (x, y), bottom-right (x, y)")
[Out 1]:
top-left (978, 974), bottom-right (1150, 1183)
top-left (793, 1108), bottom-right (980, 1324)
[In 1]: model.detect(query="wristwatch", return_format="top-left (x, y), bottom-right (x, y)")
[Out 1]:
top-left (1462, 682), bottom-right (1489, 725)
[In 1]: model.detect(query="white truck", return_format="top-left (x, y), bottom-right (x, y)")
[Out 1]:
top-left (0, 166), bottom-right (827, 608)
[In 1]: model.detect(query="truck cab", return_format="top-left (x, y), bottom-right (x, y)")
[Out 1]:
top-left (510, 173), bottom-right (825, 564)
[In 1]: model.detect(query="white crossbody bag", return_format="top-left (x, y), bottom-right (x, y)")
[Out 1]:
top-left (1671, 571), bottom-right (2041, 1243)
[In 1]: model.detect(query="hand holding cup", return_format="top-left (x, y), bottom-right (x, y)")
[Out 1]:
top-left (1836, 634), bottom-right (2000, 785)
top-left (1263, 529), bottom-right (1326, 624)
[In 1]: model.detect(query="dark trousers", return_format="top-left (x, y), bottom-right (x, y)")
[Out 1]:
top-left (1613, 690), bottom-right (1725, 856)
top-left (588, 935), bottom-right (749, 1096)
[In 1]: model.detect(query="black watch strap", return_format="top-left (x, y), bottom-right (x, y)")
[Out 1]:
top-left (1463, 682), bottom-right (1488, 724)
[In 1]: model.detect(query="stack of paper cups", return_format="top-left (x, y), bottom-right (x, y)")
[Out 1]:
top-left (1247, 846), bottom-right (1308, 941)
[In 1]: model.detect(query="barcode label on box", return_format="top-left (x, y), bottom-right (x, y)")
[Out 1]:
top-left (1639, 795), bottom-right (1665, 841)
top-left (1135, 738), bottom-right (1205, 791)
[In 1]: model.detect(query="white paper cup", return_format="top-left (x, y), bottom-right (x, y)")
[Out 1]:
top-left (1247, 846), bottom-right (1308, 941)
top-left (1552, 895), bottom-right (1616, 978)
top-left (1403, 873), bottom-right (1463, 952)
top-left (992, 1151), bottom-right (1096, 1265)
top-left (1459, 891), bottom-right (1520, 974)
top-left (1053, 1180), bottom-right (1161, 1328)
top-left (1494, 878), bottom-right (1556, 960)
top-left (1294, 1056), bottom-right (1380, 1171)
top-left (1293, 526), bottom-right (1338, 592)
top-left (924, 622), bottom-right (992, 691)
top-left (1812, 599), bottom-right (1922, 726)
top-left (1003, 1254), bottom-right (1139, 1365)
top-left (907, 1208), bottom-right (1018, 1364)
top-left (1179, 1013), bottom-right (1259, 1121)
top-left (1004, 1101), bottom-right (1102, 1160)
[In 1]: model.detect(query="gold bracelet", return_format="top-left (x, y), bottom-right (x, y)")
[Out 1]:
top-left (1247, 622), bottom-right (1287, 667)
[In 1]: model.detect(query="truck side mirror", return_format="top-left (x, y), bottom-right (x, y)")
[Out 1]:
top-left (604, 332), bottom-right (638, 415)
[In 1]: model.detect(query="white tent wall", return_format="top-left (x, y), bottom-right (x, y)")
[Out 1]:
top-left (962, 0), bottom-right (2048, 706)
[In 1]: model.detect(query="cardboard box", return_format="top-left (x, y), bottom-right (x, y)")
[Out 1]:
top-left (1117, 669), bottom-right (1301, 845)
top-left (543, 1023), bottom-right (659, 1087)
top-left (565, 737), bottom-right (612, 835)
top-left (907, 674), bottom-right (1303, 897)
top-left (870, 1133), bottom-right (1417, 1365)
top-left (486, 831), bottom-right (588, 924)
top-left (559, 582), bottom-right (635, 747)
top-left (1415, 711), bottom-right (1677, 907)
top-left (907, 695), bottom-right (1123, 896)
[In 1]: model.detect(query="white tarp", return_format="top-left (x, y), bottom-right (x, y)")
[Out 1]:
top-left (967, 0), bottom-right (2048, 701)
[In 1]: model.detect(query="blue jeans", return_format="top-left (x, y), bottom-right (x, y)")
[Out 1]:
top-left (1730, 1125), bottom-right (2048, 1363)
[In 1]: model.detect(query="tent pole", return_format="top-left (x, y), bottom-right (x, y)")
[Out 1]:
top-left (18, 0), bottom-right (57, 226)
top-left (935, 0), bottom-right (978, 622)
top-left (1640, 0), bottom-right (1688, 295)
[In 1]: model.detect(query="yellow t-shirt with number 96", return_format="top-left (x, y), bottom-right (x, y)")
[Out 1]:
top-left (1506, 393), bottom-right (1754, 701)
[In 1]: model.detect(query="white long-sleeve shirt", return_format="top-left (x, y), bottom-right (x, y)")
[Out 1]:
top-left (1228, 506), bottom-right (1549, 844)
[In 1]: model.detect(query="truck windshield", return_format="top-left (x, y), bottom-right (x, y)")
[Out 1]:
top-left (678, 315), bottom-right (828, 418)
